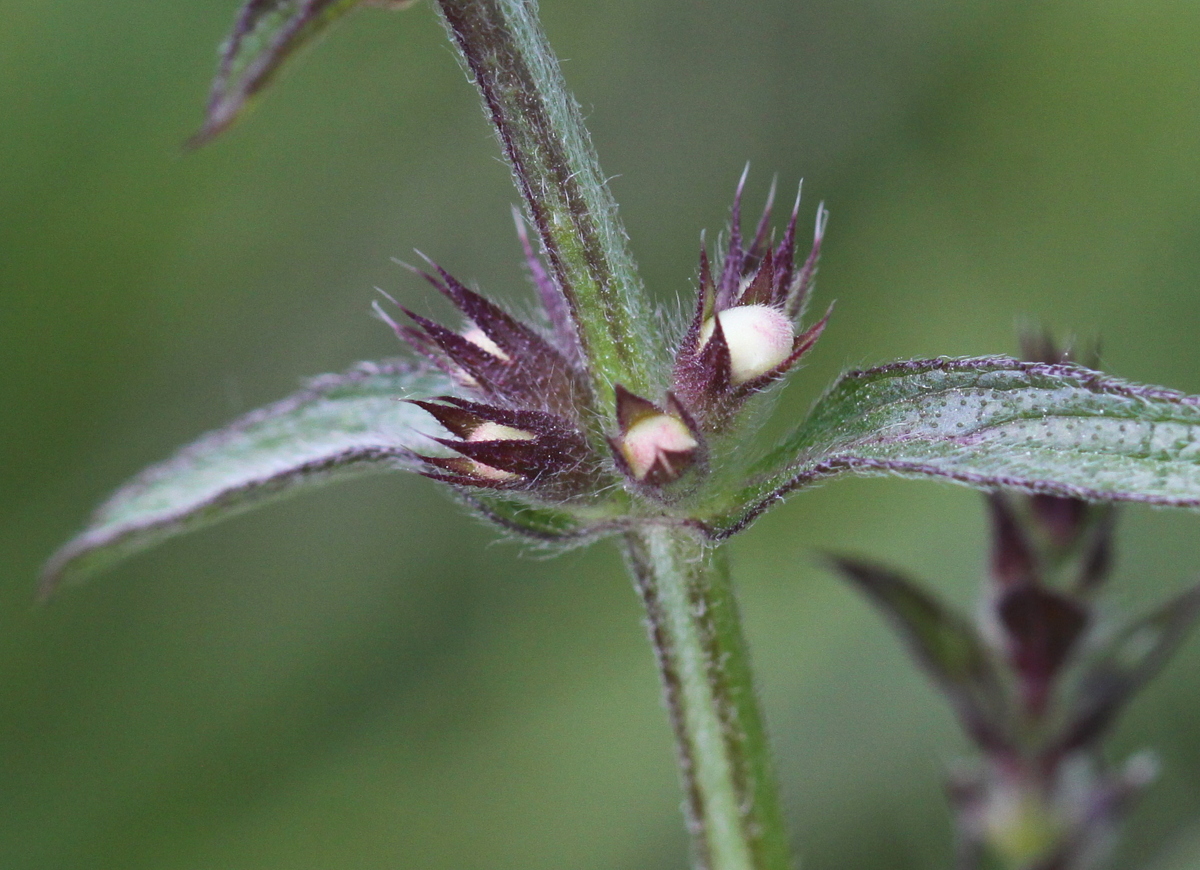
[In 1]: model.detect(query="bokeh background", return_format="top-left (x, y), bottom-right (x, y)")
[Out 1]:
top-left (5, 1), bottom-right (1200, 868)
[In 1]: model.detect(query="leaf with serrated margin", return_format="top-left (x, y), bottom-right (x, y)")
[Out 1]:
top-left (42, 361), bottom-right (450, 595)
top-left (193, 0), bottom-right (416, 145)
top-left (703, 358), bottom-right (1200, 538)
top-left (1056, 582), bottom-right (1200, 754)
top-left (830, 557), bottom-right (1010, 751)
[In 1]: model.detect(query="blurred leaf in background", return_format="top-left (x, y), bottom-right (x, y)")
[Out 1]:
top-left (3, 1), bottom-right (1200, 869)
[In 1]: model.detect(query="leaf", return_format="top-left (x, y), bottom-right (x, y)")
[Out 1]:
top-left (42, 360), bottom-right (451, 595)
top-left (1057, 582), bottom-right (1200, 753)
top-left (193, 0), bottom-right (416, 145)
top-left (703, 357), bottom-right (1200, 537)
top-left (995, 584), bottom-right (1089, 713)
top-left (986, 492), bottom-right (1039, 588)
top-left (829, 557), bottom-right (1010, 751)
top-left (466, 493), bottom-right (619, 543)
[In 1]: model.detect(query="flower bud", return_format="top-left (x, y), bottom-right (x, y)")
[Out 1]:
top-left (618, 413), bottom-right (699, 482)
top-left (699, 304), bottom-right (794, 385)
top-left (466, 421), bottom-right (534, 481)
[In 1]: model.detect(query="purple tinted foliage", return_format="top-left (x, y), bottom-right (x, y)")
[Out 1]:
top-left (996, 585), bottom-right (1089, 716)
top-left (987, 493), bottom-right (1040, 589)
top-left (830, 557), bottom-right (1011, 753)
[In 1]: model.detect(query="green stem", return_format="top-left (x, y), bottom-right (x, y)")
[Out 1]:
top-left (623, 525), bottom-right (794, 870)
top-left (431, 6), bottom-right (791, 864)
top-left (434, 0), bottom-right (656, 406)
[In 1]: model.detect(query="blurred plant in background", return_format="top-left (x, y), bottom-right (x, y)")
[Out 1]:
top-left (835, 337), bottom-right (1200, 870)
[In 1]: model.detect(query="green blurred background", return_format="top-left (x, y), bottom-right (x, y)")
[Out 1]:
top-left (5, 1), bottom-right (1200, 867)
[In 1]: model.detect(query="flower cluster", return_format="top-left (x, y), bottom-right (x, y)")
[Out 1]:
top-left (609, 176), bottom-right (830, 494)
top-left (376, 252), bottom-right (602, 499)
top-left (381, 176), bottom-right (828, 504)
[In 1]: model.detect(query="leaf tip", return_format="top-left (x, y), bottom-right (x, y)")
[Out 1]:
top-left (186, 99), bottom-right (244, 150)
top-left (37, 540), bottom-right (85, 603)
top-left (189, 0), bottom-right (425, 149)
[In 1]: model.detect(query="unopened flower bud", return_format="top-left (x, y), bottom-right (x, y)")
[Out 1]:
top-left (466, 421), bottom-right (534, 481)
top-left (619, 413), bottom-right (699, 482)
top-left (699, 304), bottom-right (794, 385)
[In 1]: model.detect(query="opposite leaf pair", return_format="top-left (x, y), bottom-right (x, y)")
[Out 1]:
top-left (46, 0), bottom-right (1200, 604)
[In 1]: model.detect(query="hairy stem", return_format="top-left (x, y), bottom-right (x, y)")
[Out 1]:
top-left (434, 0), bottom-right (655, 406)
top-left (624, 526), bottom-right (794, 870)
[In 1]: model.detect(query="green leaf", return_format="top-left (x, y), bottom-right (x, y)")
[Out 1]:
top-left (1057, 582), bottom-right (1200, 753)
top-left (466, 493), bottom-right (617, 543)
top-left (42, 361), bottom-right (451, 595)
top-left (193, 0), bottom-right (415, 145)
top-left (703, 357), bottom-right (1200, 537)
top-left (829, 557), bottom-right (1010, 751)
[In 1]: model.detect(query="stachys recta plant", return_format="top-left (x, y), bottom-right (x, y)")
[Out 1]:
top-left (44, 3), bottom-right (1200, 868)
